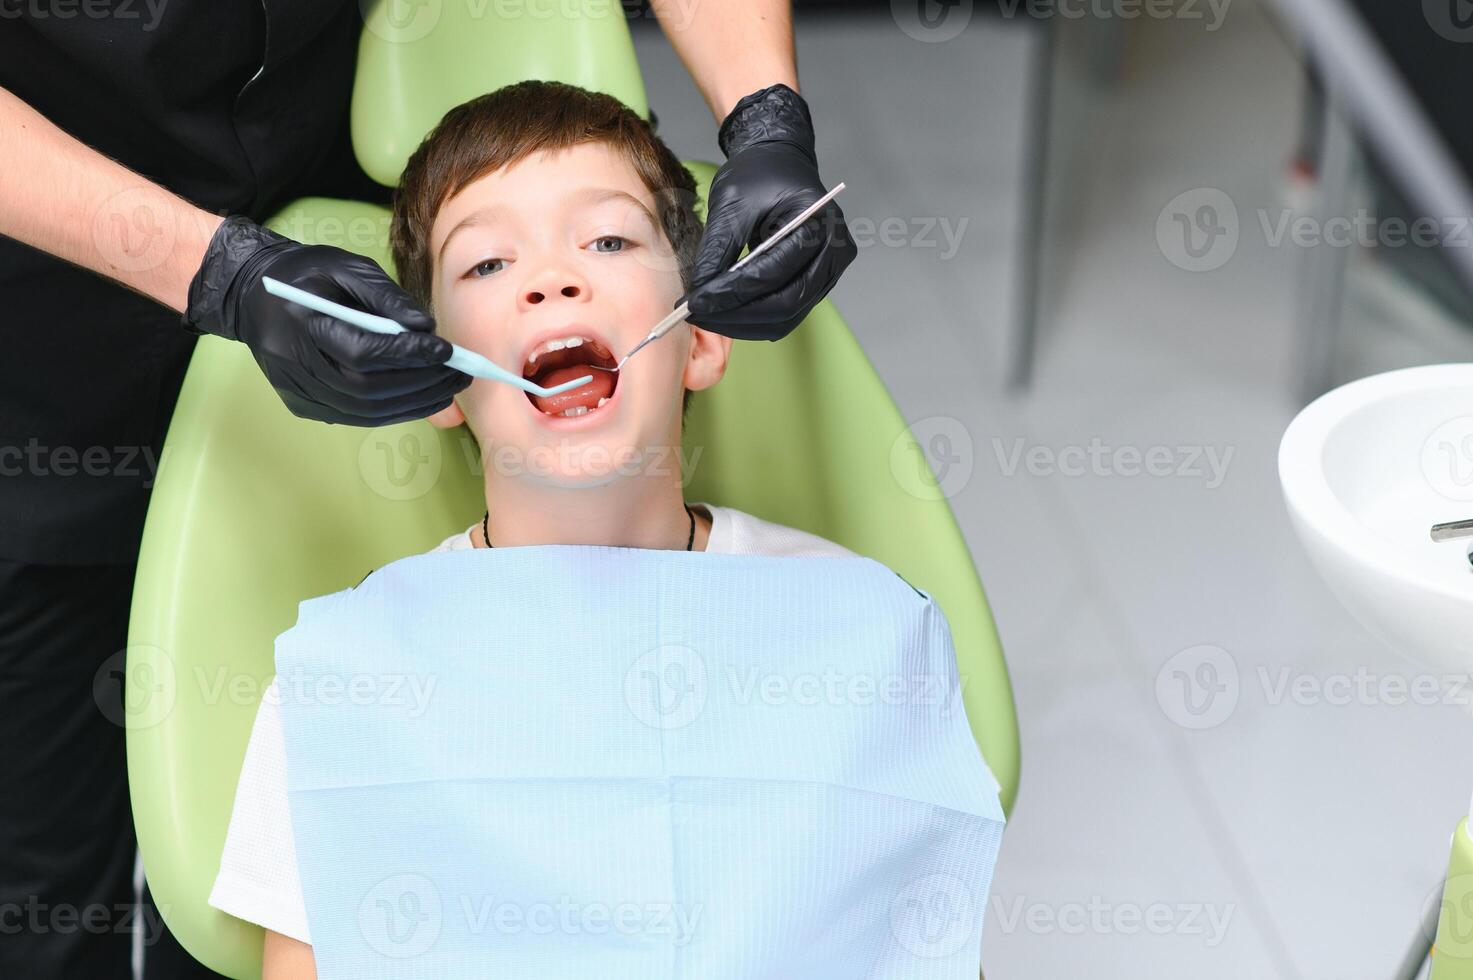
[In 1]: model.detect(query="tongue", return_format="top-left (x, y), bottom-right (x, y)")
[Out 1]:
top-left (528, 365), bottom-right (616, 415)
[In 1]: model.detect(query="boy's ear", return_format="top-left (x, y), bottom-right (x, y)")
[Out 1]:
top-left (684, 324), bottom-right (731, 393)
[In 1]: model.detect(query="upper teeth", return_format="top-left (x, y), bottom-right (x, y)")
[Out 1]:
top-left (527, 335), bottom-right (588, 364)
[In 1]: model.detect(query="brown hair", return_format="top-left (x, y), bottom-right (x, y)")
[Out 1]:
top-left (390, 80), bottom-right (703, 419)
top-left (391, 79), bottom-right (703, 308)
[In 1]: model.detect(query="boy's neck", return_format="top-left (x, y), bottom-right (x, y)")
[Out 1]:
top-left (477, 475), bottom-right (709, 551)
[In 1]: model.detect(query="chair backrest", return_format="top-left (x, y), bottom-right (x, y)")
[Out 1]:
top-left (126, 6), bottom-right (1019, 977)
top-left (352, 0), bottom-right (649, 186)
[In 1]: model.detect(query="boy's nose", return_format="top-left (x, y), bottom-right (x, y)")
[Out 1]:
top-left (524, 283), bottom-right (580, 304)
top-left (520, 267), bottom-right (588, 308)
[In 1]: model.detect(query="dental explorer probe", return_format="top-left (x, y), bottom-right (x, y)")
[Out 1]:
top-left (261, 277), bottom-right (593, 398)
top-left (606, 181), bottom-right (848, 371)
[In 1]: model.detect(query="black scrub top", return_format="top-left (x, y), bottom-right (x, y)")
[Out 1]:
top-left (0, 0), bottom-right (390, 564)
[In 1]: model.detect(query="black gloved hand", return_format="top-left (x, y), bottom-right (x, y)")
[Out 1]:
top-left (679, 83), bottom-right (858, 341)
top-left (182, 216), bottom-right (471, 426)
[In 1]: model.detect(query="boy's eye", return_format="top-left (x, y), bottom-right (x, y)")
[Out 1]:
top-left (462, 237), bottom-right (632, 279)
top-left (466, 258), bottom-right (505, 278)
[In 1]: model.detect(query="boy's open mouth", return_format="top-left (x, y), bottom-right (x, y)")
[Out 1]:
top-left (521, 333), bottom-right (620, 417)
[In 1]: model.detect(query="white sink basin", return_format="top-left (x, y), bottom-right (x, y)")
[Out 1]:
top-left (1280, 364), bottom-right (1473, 676)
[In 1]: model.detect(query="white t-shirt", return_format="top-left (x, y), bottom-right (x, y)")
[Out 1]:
top-left (207, 503), bottom-right (856, 945)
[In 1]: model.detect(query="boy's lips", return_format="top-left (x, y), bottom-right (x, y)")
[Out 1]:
top-left (517, 324), bottom-right (621, 422)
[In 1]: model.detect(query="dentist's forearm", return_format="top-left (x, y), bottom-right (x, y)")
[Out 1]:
top-left (0, 84), bottom-right (223, 314)
top-left (651, 0), bottom-right (799, 122)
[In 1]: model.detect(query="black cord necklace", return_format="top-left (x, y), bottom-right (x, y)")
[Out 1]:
top-left (481, 504), bottom-right (696, 551)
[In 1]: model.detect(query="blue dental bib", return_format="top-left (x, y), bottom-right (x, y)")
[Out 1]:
top-left (274, 546), bottom-right (1005, 979)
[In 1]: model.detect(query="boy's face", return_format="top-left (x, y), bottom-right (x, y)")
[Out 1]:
top-left (425, 142), bottom-right (729, 487)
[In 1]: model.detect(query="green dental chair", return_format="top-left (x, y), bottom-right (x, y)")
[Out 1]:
top-left (124, 2), bottom-right (1020, 975)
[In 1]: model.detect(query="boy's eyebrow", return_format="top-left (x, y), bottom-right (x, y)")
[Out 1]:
top-left (567, 187), bottom-right (658, 226)
top-left (437, 188), bottom-right (657, 263)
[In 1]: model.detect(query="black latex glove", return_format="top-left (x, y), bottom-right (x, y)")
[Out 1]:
top-left (181, 216), bottom-right (471, 426)
top-left (679, 83), bottom-right (858, 341)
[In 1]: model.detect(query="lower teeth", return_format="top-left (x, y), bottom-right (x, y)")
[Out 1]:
top-left (556, 396), bottom-right (610, 418)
